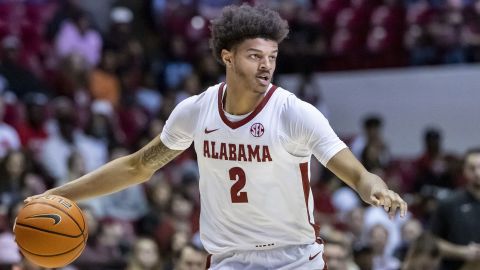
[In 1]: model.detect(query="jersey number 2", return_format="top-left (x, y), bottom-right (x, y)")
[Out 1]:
top-left (229, 167), bottom-right (248, 203)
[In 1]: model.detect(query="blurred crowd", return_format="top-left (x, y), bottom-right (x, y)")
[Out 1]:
top-left (0, 0), bottom-right (479, 270)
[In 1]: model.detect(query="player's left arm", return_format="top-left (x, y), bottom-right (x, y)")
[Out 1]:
top-left (326, 148), bottom-right (408, 218)
top-left (282, 96), bottom-right (407, 218)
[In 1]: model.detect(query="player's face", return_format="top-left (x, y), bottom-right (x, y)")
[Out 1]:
top-left (324, 244), bottom-right (347, 270)
top-left (228, 38), bottom-right (278, 94)
top-left (175, 247), bottom-right (205, 270)
top-left (464, 153), bottom-right (480, 189)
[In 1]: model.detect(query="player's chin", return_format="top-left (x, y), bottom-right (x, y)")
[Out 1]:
top-left (253, 82), bottom-right (270, 94)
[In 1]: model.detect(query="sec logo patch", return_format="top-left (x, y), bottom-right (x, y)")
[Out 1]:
top-left (250, 123), bottom-right (264, 137)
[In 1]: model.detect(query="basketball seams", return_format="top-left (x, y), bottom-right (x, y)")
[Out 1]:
top-left (17, 240), bottom-right (84, 257)
top-left (71, 201), bottom-right (86, 230)
top-left (24, 201), bottom-right (84, 234)
top-left (15, 222), bottom-right (83, 238)
top-left (70, 201), bottom-right (88, 246)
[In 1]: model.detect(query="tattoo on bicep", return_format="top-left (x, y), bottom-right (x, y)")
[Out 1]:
top-left (141, 141), bottom-right (182, 169)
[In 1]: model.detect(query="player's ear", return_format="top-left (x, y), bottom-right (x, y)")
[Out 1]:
top-left (221, 49), bottom-right (232, 66)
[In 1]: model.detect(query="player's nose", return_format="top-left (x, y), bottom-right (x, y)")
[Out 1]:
top-left (259, 57), bottom-right (272, 70)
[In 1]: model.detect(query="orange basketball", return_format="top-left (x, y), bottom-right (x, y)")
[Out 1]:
top-left (13, 195), bottom-right (88, 268)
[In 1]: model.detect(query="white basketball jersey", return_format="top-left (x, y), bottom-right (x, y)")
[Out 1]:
top-left (160, 83), bottom-right (346, 254)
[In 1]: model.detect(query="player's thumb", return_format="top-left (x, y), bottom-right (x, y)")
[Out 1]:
top-left (24, 194), bottom-right (42, 204)
top-left (370, 195), bottom-right (380, 207)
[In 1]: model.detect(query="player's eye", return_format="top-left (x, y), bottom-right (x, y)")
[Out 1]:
top-left (269, 55), bottom-right (277, 61)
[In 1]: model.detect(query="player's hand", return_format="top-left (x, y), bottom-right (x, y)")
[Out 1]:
top-left (24, 193), bottom-right (46, 204)
top-left (369, 186), bottom-right (408, 219)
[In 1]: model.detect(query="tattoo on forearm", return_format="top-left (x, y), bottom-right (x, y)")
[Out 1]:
top-left (141, 141), bottom-right (182, 169)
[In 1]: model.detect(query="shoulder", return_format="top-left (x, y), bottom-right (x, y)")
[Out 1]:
top-left (275, 86), bottom-right (325, 121)
top-left (175, 83), bottom-right (220, 112)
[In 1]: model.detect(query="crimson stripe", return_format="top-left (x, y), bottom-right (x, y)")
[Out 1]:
top-left (300, 162), bottom-right (310, 208)
top-left (217, 83), bottom-right (278, 129)
top-left (299, 162), bottom-right (319, 239)
top-left (205, 254), bottom-right (212, 269)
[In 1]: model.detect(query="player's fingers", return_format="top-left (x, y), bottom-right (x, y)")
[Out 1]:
top-left (381, 190), bottom-right (392, 212)
top-left (389, 200), bottom-right (400, 219)
top-left (372, 190), bottom-right (386, 207)
top-left (24, 194), bottom-right (42, 204)
top-left (399, 195), bottom-right (408, 218)
top-left (370, 195), bottom-right (380, 206)
top-left (387, 192), bottom-right (407, 219)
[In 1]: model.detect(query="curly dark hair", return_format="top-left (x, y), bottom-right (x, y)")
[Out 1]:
top-left (209, 4), bottom-right (289, 65)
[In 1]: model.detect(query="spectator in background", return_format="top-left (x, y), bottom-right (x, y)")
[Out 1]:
top-left (14, 92), bottom-right (49, 157)
top-left (0, 203), bottom-right (21, 267)
top-left (401, 233), bottom-right (441, 270)
top-left (126, 237), bottom-right (163, 270)
top-left (85, 100), bottom-right (124, 148)
top-left (73, 207), bottom-right (127, 270)
top-left (173, 243), bottom-right (207, 270)
top-left (175, 72), bottom-right (201, 104)
top-left (394, 218), bottom-right (424, 261)
top-left (101, 146), bottom-right (149, 223)
top-left (0, 95), bottom-right (20, 159)
top-left (296, 71), bottom-right (330, 118)
top-left (437, 0), bottom-right (467, 64)
top-left (137, 173), bottom-right (172, 237)
top-left (463, 1), bottom-right (480, 62)
top-left (324, 240), bottom-right (358, 270)
top-left (155, 192), bottom-right (195, 256)
top-left (354, 245), bottom-right (374, 270)
top-left (89, 50), bottom-right (121, 107)
top-left (195, 54), bottom-right (222, 89)
top-left (413, 127), bottom-right (458, 193)
top-left (0, 150), bottom-right (30, 206)
top-left (54, 10), bottom-right (102, 68)
top-left (136, 72), bottom-right (163, 112)
top-left (40, 97), bottom-right (107, 185)
top-left (369, 224), bottom-right (401, 270)
top-left (429, 147), bottom-right (480, 270)
top-left (350, 115), bottom-right (390, 168)
top-left (0, 36), bottom-right (48, 99)
top-left (52, 54), bottom-right (89, 99)
top-left (162, 36), bottom-right (193, 91)
top-left (345, 206), bottom-right (368, 251)
top-left (76, 0), bottom-right (117, 34)
top-left (105, 7), bottom-right (135, 52)
top-left (104, 6), bottom-right (146, 95)
top-left (46, 0), bottom-right (86, 42)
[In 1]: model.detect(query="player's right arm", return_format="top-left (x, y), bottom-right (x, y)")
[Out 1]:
top-left (26, 136), bottom-right (183, 202)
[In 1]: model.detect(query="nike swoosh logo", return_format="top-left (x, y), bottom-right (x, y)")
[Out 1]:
top-left (204, 128), bottom-right (219, 134)
top-left (309, 251), bottom-right (321, 261)
top-left (26, 214), bottom-right (62, 225)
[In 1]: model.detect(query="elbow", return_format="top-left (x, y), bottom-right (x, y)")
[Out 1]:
top-left (127, 153), bottom-right (156, 184)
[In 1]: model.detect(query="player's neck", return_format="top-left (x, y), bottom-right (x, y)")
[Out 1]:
top-left (223, 81), bottom-right (266, 116)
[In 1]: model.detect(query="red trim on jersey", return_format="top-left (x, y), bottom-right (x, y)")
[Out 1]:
top-left (206, 254), bottom-right (212, 269)
top-left (299, 162), bottom-right (321, 239)
top-left (217, 82), bottom-right (278, 129)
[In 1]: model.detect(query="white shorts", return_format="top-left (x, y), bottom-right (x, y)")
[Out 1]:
top-left (206, 241), bottom-right (326, 270)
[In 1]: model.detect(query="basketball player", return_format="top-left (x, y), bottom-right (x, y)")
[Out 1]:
top-left (26, 4), bottom-right (407, 269)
